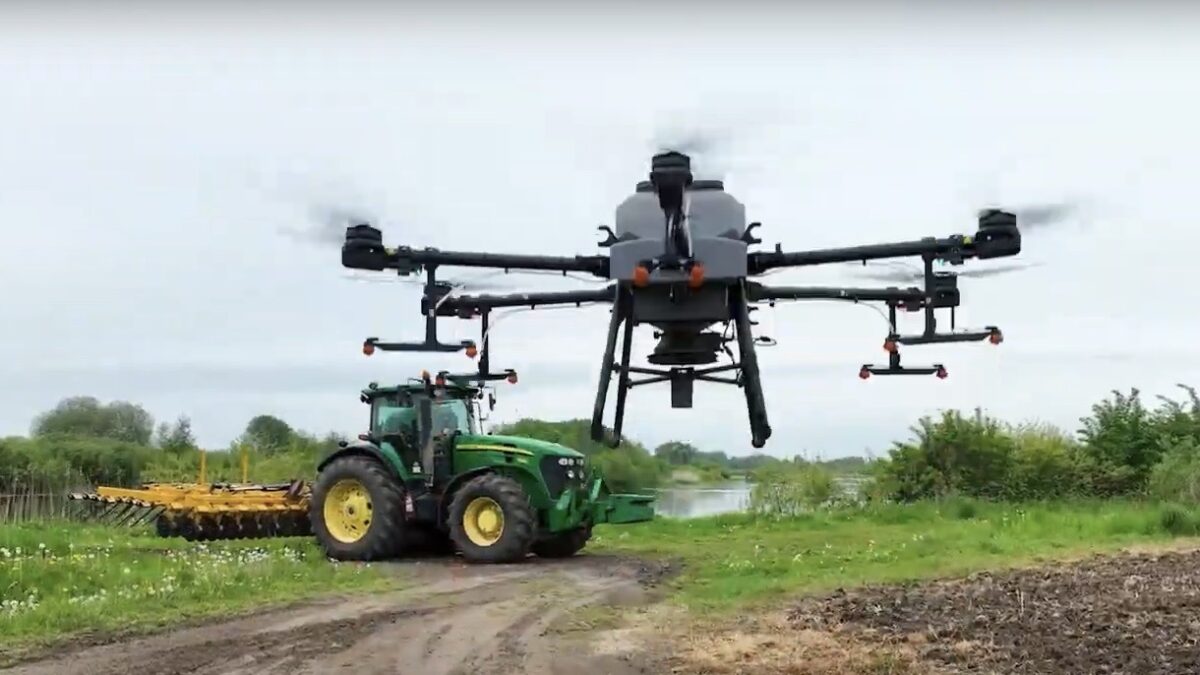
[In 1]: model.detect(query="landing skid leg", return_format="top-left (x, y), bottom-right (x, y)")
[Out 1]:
top-left (591, 287), bottom-right (630, 444)
top-left (732, 283), bottom-right (771, 448)
top-left (610, 296), bottom-right (635, 447)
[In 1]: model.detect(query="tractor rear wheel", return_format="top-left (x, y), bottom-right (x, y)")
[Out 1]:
top-left (532, 525), bottom-right (592, 559)
top-left (448, 473), bottom-right (536, 564)
top-left (310, 455), bottom-right (408, 561)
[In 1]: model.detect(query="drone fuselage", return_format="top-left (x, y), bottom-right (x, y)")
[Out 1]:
top-left (606, 160), bottom-right (754, 366)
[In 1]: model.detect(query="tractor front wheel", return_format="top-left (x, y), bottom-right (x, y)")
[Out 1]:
top-left (310, 455), bottom-right (408, 561)
top-left (448, 473), bottom-right (536, 564)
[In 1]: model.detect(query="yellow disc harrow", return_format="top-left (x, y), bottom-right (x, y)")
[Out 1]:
top-left (68, 480), bottom-right (312, 541)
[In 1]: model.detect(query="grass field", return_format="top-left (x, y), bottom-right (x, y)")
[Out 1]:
top-left (4, 498), bottom-right (1199, 664)
top-left (590, 498), bottom-right (1200, 612)
top-left (0, 522), bottom-right (396, 662)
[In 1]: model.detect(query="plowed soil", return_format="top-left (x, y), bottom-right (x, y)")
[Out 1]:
top-left (4, 553), bottom-right (678, 675)
top-left (786, 548), bottom-right (1200, 675)
top-left (663, 546), bottom-right (1200, 675)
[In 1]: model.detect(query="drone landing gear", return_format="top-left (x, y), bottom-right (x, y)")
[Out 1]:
top-left (732, 283), bottom-right (771, 448)
top-left (588, 283), bottom-right (772, 449)
top-left (859, 349), bottom-right (947, 379)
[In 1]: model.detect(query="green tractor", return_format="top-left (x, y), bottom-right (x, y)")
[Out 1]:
top-left (308, 373), bottom-right (656, 564)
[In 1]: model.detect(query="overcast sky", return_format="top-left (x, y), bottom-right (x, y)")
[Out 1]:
top-left (2, 3), bottom-right (1199, 459)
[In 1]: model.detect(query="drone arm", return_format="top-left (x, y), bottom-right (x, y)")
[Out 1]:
top-left (746, 210), bottom-right (1021, 274)
top-left (391, 248), bottom-right (609, 276)
top-left (748, 237), bottom-right (953, 273)
top-left (747, 282), bottom-right (926, 304)
top-left (341, 226), bottom-right (610, 277)
top-left (427, 286), bottom-right (616, 317)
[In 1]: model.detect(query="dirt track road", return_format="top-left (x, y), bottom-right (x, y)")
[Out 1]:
top-left (6, 554), bottom-right (675, 675)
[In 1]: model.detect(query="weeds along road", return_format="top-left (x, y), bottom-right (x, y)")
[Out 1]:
top-left (6, 554), bottom-right (676, 675)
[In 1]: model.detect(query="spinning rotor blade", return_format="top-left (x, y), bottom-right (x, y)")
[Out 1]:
top-left (953, 261), bottom-right (1044, 278)
top-left (339, 272), bottom-right (516, 292)
top-left (846, 261), bottom-right (1042, 283)
top-left (280, 203), bottom-right (382, 247)
top-left (993, 201), bottom-right (1079, 231)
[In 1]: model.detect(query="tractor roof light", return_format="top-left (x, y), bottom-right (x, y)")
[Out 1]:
top-left (465, 343), bottom-right (478, 358)
top-left (506, 371), bottom-right (519, 384)
top-left (883, 338), bottom-right (897, 353)
top-left (687, 263), bottom-right (705, 289)
top-left (936, 365), bottom-right (948, 379)
top-left (362, 341), bottom-right (375, 356)
top-left (859, 366), bottom-right (871, 380)
top-left (989, 328), bottom-right (1004, 345)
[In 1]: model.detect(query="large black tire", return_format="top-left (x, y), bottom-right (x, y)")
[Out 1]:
top-left (532, 525), bottom-right (592, 559)
top-left (309, 455), bottom-right (408, 561)
top-left (448, 473), bottom-right (536, 564)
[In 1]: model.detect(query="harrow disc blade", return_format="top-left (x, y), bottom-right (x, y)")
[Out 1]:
top-left (68, 493), bottom-right (163, 527)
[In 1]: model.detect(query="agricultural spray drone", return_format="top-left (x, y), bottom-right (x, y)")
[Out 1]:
top-left (339, 151), bottom-right (1028, 449)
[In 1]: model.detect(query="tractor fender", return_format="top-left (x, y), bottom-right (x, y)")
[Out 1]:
top-left (317, 441), bottom-right (406, 477)
top-left (438, 465), bottom-right (546, 521)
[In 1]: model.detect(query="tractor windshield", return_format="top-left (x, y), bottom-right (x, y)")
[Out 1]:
top-left (429, 398), bottom-right (475, 436)
top-left (370, 392), bottom-right (476, 438)
top-left (373, 397), bottom-right (415, 437)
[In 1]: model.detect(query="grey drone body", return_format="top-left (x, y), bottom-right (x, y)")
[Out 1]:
top-left (606, 157), bottom-right (753, 367)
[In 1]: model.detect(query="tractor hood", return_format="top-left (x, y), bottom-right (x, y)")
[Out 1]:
top-left (460, 434), bottom-right (585, 459)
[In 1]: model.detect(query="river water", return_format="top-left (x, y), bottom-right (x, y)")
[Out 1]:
top-left (649, 476), bottom-right (868, 519)
top-left (651, 480), bottom-right (752, 519)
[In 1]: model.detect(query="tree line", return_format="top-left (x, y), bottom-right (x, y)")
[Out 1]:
top-left (1, 396), bottom-right (345, 490)
top-left (5, 384), bottom-right (1197, 504)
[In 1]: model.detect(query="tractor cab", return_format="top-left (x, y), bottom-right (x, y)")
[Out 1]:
top-left (360, 378), bottom-right (487, 486)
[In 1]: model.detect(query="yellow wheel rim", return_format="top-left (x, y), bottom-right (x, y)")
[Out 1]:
top-left (323, 478), bottom-right (373, 544)
top-left (463, 496), bottom-right (505, 547)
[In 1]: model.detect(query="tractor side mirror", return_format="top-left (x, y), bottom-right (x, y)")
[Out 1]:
top-left (488, 393), bottom-right (496, 411)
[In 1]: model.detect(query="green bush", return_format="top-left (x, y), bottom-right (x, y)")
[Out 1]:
top-left (748, 464), bottom-right (837, 516)
top-left (1157, 503), bottom-right (1198, 535)
top-left (0, 435), bottom-right (152, 489)
top-left (872, 409), bottom-right (1016, 501)
top-left (1147, 437), bottom-right (1200, 504)
top-left (1005, 423), bottom-right (1083, 500)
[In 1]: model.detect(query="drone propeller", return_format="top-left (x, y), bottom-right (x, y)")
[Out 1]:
top-left (339, 271), bottom-right (517, 292)
top-left (1004, 201), bottom-right (1078, 231)
top-left (848, 261), bottom-right (1043, 284)
top-left (277, 202), bottom-right (385, 248)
